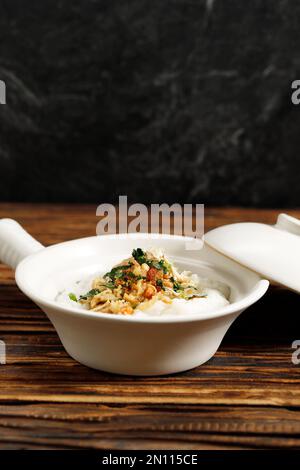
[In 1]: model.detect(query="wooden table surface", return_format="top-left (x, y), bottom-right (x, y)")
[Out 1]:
top-left (0, 203), bottom-right (300, 450)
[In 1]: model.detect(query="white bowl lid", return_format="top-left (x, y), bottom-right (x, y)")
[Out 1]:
top-left (205, 213), bottom-right (300, 294)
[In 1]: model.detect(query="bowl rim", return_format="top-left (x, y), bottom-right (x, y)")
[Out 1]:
top-left (15, 232), bottom-right (270, 324)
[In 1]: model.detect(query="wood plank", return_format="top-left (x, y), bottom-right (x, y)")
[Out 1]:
top-left (0, 404), bottom-right (299, 449)
top-left (0, 203), bottom-right (299, 245)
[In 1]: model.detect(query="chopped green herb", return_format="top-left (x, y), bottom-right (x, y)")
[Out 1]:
top-left (132, 248), bottom-right (170, 274)
top-left (126, 272), bottom-right (145, 280)
top-left (148, 259), bottom-right (169, 273)
top-left (159, 259), bottom-right (169, 273)
top-left (132, 248), bottom-right (147, 265)
top-left (148, 260), bottom-right (161, 270)
top-left (156, 279), bottom-right (165, 290)
top-left (127, 271), bottom-right (136, 278)
top-left (79, 288), bottom-right (101, 300)
top-left (68, 293), bottom-right (78, 302)
top-left (173, 280), bottom-right (184, 292)
top-left (105, 264), bottom-right (132, 281)
top-left (163, 259), bottom-right (172, 272)
top-left (105, 281), bottom-right (115, 289)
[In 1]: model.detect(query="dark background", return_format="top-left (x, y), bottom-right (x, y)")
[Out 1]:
top-left (0, 0), bottom-right (299, 206)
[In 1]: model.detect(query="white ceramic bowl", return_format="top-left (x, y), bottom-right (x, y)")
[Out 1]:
top-left (0, 219), bottom-right (269, 375)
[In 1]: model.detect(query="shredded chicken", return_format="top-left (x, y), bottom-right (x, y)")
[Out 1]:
top-left (69, 248), bottom-right (206, 315)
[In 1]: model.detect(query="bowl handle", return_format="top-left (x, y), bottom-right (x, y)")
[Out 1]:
top-left (0, 218), bottom-right (44, 270)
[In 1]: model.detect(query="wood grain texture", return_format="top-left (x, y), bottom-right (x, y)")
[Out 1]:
top-left (0, 204), bottom-right (300, 449)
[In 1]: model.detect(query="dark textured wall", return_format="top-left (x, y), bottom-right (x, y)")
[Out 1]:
top-left (0, 0), bottom-right (299, 206)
